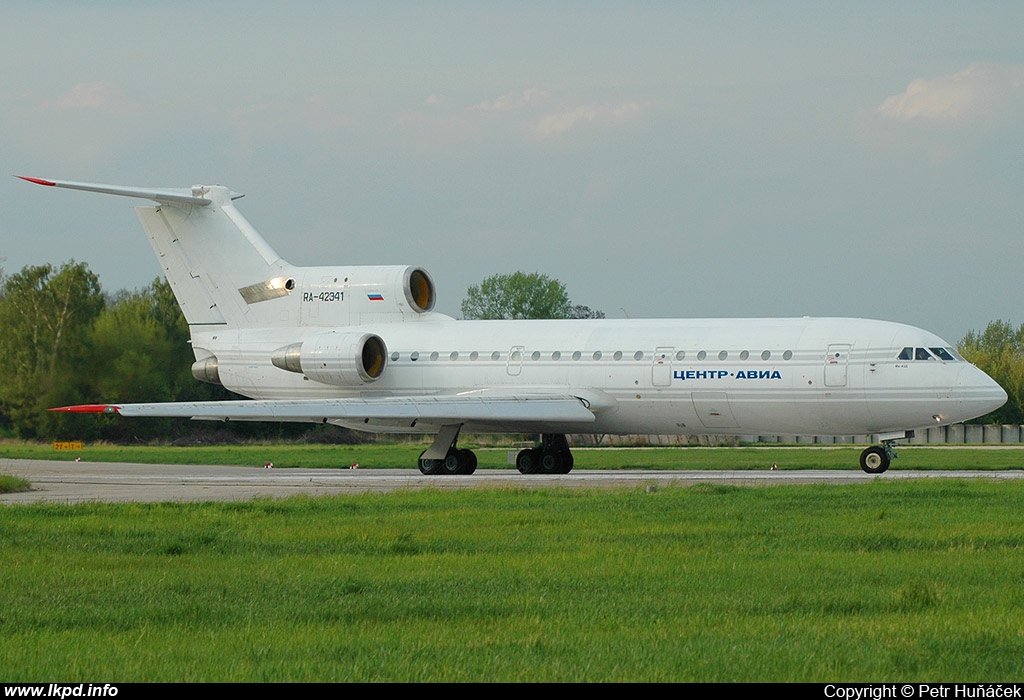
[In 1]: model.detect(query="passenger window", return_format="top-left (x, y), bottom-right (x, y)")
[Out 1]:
top-left (898, 347), bottom-right (913, 361)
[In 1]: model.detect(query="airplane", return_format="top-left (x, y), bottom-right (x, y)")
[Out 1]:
top-left (20, 176), bottom-right (1007, 475)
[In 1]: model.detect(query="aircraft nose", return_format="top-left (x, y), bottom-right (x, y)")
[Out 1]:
top-left (954, 363), bottom-right (1007, 422)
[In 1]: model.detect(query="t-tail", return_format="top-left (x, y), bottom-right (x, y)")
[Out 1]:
top-left (16, 177), bottom-right (439, 332)
top-left (19, 177), bottom-right (288, 328)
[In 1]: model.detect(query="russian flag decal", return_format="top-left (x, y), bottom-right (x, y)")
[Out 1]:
top-left (367, 293), bottom-right (384, 301)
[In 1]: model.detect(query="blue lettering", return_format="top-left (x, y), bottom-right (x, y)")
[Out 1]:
top-left (672, 368), bottom-right (783, 381)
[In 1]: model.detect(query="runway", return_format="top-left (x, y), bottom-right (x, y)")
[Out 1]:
top-left (2, 459), bottom-right (1023, 504)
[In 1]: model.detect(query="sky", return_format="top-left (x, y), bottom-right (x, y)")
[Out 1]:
top-left (2, 1), bottom-right (1022, 343)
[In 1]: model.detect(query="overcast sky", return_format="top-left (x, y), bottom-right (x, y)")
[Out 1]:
top-left (2, 1), bottom-right (1022, 343)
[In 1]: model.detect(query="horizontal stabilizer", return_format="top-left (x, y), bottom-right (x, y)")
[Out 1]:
top-left (50, 394), bottom-right (597, 425)
top-left (17, 176), bottom-right (243, 206)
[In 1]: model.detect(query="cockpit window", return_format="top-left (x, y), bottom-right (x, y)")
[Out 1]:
top-left (898, 346), bottom-right (959, 362)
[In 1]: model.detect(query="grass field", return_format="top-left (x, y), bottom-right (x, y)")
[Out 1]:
top-left (0, 474), bottom-right (29, 493)
top-left (3, 439), bottom-right (1024, 470)
top-left (2, 479), bottom-right (1024, 681)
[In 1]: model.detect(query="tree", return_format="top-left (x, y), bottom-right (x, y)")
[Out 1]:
top-left (959, 320), bottom-right (1024, 424)
top-left (569, 304), bottom-right (606, 319)
top-left (0, 261), bottom-right (104, 437)
top-left (461, 271), bottom-right (573, 320)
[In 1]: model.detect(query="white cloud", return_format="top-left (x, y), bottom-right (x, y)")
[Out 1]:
top-left (48, 81), bottom-right (143, 117)
top-left (230, 96), bottom-right (359, 133)
top-left (876, 63), bottom-right (1024, 127)
top-left (530, 101), bottom-right (643, 140)
top-left (472, 89), bottom-right (550, 112)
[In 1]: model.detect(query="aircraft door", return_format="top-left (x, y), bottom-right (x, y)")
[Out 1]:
top-left (507, 346), bottom-right (524, 376)
top-left (824, 344), bottom-right (851, 387)
top-left (652, 347), bottom-right (673, 386)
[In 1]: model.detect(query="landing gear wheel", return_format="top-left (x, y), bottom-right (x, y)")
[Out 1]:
top-left (458, 448), bottom-right (477, 475)
top-left (540, 449), bottom-right (562, 474)
top-left (560, 451), bottom-right (574, 474)
top-left (418, 451), bottom-right (442, 475)
top-left (439, 448), bottom-right (478, 475)
top-left (860, 445), bottom-right (890, 474)
top-left (516, 448), bottom-right (541, 474)
top-left (539, 449), bottom-right (573, 474)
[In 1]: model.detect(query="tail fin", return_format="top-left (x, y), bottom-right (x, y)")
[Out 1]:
top-left (18, 177), bottom-right (292, 328)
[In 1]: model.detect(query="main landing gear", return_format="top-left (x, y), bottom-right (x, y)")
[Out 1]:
top-left (515, 434), bottom-right (574, 475)
top-left (859, 440), bottom-right (899, 474)
top-left (418, 447), bottom-right (477, 475)
top-left (416, 429), bottom-right (576, 476)
top-left (418, 423), bottom-right (477, 475)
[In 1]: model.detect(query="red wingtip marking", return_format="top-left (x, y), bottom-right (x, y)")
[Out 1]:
top-left (17, 176), bottom-right (56, 186)
top-left (48, 404), bottom-right (121, 414)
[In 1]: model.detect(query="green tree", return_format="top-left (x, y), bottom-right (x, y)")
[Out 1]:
top-left (959, 320), bottom-right (1024, 424)
top-left (569, 304), bottom-right (606, 319)
top-left (461, 272), bottom-right (574, 320)
top-left (0, 261), bottom-right (104, 437)
top-left (74, 281), bottom-right (190, 441)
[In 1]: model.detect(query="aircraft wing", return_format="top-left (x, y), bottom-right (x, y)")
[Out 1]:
top-left (50, 393), bottom-right (597, 430)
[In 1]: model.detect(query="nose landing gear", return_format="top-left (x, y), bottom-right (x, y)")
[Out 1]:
top-left (860, 440), bottom-right (899, 474)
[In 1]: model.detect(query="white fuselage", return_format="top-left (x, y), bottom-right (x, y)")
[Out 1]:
top-left (21, 177), bottom-right (1006, 451)
top-left (194, 315), bottom-right (1005, 437)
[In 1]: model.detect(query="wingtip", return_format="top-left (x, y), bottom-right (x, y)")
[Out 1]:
top-left (17, 175), bottom-right (56, 186)
top-left (48, 404), bottom-right (121, 414)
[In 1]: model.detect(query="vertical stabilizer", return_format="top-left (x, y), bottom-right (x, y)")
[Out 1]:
top-left (135, 188), bottom-right (291, 327)
top-left (18, 178), bottom-right (295, 329)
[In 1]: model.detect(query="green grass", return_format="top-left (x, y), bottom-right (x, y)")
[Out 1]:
top-left (2, 481), bottom-right (1024, 681)
top-left (3, 439), bottom-right (1024, 470)
top-left (0, 474), bottom-right (30, 493)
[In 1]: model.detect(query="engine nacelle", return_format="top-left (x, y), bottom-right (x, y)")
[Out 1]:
top-left (293, 265), bottom-right (437, 325)
top-left (272, 332), bottom-right (387, 386)
top-left (191, 356), bottom-right (222, 385)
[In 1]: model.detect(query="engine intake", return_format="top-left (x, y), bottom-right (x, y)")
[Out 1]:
top-left (272, 332), bottom-right (387, 386)
top-left (404, 267), bottom-right (435, 313)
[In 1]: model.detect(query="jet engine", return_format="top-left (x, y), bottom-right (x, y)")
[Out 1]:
top-left (343, 265), bottom-right (436, 316)
top-left (272, 332), bottom-right (387, 386)
top-left (191, 356), bottom-right (222, 385)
